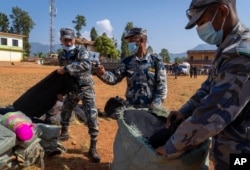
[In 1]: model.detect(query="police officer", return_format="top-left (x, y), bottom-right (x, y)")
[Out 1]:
top-left (156, 1), bottom-right (250, 169)
top-left (57, 28), bottom-right (101, 163)
top-left (96, 27), bottom-right (167, 108)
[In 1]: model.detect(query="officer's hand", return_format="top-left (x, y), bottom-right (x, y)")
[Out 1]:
top-left (155, 146), bottom-right (167, 156)
top-left (57, 67), bottom-right (66, 75)
top-left (57, 94), bottom-right (64, 101)
top-left (96, 65), bottom-right (106, 76)
top-left (166, 111), bottom-right (184, 128)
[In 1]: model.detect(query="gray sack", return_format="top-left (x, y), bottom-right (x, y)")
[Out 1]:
top-left (111, 108), bottom-right (210, 170)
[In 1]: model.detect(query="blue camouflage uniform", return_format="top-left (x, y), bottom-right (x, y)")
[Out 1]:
top-left (165, 22), bottom-right (250, 169)
top-left (98, 53), bottom-right (167, 108)
top-left (58, 47), bottom-right (99, 140)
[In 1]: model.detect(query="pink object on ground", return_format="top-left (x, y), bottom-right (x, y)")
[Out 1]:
top-left (15, 124), bottom-right (34, 141)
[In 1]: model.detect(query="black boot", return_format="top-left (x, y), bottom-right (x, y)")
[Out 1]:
top-left (59, 126), bottom-right (69, 141)
top-left (88, 139), bottom-right (101, 163)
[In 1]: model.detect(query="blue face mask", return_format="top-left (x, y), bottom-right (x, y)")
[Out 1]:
top-left (128, 42), bottom-right (139, 54)
top-left (62, 45), bottom-right (76, 51)
top-left (196, 10), bottom-right (225, 45)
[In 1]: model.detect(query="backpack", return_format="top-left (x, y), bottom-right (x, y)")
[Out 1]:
top-left (104, 96), bottom-right (126, 119)
top-left (0, 122), bottom-right (44, 170)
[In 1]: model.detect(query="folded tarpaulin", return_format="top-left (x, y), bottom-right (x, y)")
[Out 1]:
top-left (13, 70), bottom-right (78, 118)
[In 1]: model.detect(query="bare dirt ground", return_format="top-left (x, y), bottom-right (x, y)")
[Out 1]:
top-left (0, 61), bottom-right (214, 170)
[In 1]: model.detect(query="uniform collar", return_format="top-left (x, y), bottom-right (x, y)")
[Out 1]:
top-left (220, 22), bottom-right (247, 50)
top-left (134, 53), bottom-right (151, 61)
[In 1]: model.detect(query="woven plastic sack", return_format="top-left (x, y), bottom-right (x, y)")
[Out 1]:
top-left (0, 123), bottom-right (16, 169)
top-left (111, 108), bottom-right (210, 170)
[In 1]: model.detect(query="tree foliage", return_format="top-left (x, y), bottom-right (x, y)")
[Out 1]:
top-left (159, 48), bottom-right (171, 63)
top-left (9, 7), bottom-right (35, 56)
top-left (33, 51), bottom-right (45, 58)
top-left (102, 32), bottom-right (107, 37)
top-left (120, 22), bottom-right (134, 58)
top-left (174, 56), bottom-right (187, 63)
top-left (0, 12), bottom-right (9, 32)
top-left (72, 15), bottom-right (86, 38)
top-left (90, 27), bottom-right (98, 41)
top-left (95, 35), bottom-right (120, 59)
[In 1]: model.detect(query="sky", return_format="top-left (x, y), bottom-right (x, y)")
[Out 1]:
top-left (1, 0), bottom-right (250, 53)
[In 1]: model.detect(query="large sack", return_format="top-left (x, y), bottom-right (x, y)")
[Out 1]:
top-left (0, 122), bottom-right (16, 169)
top-left (111, 108), bottom-right (210, 170)
top-left (13, 70), bottom-right (78, 118)
top-left (36, 123), bottom-right (66, 156)
top-left (0, 118), bottom-right (16, 156)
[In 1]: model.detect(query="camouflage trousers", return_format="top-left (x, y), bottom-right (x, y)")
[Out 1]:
top-left (61, 86), bottom-right (99, 140)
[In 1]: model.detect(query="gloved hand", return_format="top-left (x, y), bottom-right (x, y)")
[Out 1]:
top-left (166, 111), bottom-right (184, 128)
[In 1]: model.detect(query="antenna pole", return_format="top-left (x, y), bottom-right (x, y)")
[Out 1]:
top-left (49, 0), bottom-right (56, 55)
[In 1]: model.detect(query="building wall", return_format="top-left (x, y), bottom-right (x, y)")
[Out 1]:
top-left (0, 32), bottom-right (24, 62)
top-left (86, 45), bottom-right (95, 52)
top-left (186, 50), bottom-right (215, 68)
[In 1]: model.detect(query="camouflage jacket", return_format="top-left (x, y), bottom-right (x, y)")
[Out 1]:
top-left (165, 22), bottom-right (250, 165)
top-left (98, 54), bottom-right (167, 107)
top-left (58, 47), bottom-right (93, 87)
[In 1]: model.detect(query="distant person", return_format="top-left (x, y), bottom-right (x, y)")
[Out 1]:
top-left (172, 62), bottom-right (179, 79)
top-left (96, 27), bottom-right (167, 108)
top-left (156, 0), bottom-right (250, 169)
top-left (193, 66), bottom-right (197, 78)
top-left (190, 65), bottom-right (193, 78)
top-left (57, 28), bottom-right (101, 163)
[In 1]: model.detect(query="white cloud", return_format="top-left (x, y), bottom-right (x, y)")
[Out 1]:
top-left (95, 19), bottom-right (113, 38)
top-left (79, 19), bottom-right (114, 41)
top-left (81, 31), bottom-right (91, 40)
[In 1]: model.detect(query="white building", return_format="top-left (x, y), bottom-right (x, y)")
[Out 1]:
top-left (0, 32), bottom-right (25, 62)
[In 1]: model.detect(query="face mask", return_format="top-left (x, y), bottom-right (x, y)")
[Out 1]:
top-left (62, 45), bottom-right (76, 51)
top-left (128, 42), bottom-right (139, 54)
top-left (196, 10), bottom-right (225, 45)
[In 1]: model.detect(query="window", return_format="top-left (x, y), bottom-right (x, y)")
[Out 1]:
top-left (1, 38), bottom-right (7, 45)
top-left (190, 56), bottom-right (194, 61)
top-left (205, 56), bottom-right (209, 60)
top-left (12, 39), bottom-right (18, 46)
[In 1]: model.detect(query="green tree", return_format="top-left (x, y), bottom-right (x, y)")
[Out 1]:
top-left (159, 48), bottom-right (170, 63)
top-left (0, 12), bottom-right (9, 32)
top-left (33, 51), bottom-right (45, 58)
top-left (174, 56), bottom-right (187, 63)
top-left (10, 7), bottom-right (35, 57)
top-left (102, 32), bottom-right (107, 37)
top-left (174, 57), bottom-right (183, 63)
top-left (57, 48), bottom-right (63, 55)
top-left (90, 27), bottom-right (98, 41)
top-left (120, 22), bottom-right (134, 58)
top-left (95, 35), bottom-right (119, 59)
top-left (147, 45), bottom-right (153, 54)
top-left (72, 15), bottom-right (86, 38)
